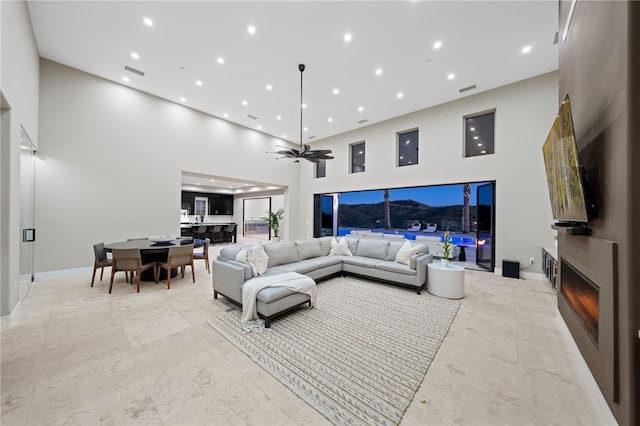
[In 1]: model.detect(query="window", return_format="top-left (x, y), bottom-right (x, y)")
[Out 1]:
top-left (315, 159), bottom-right (326, 178)
top-left (350, 142), bottom-right (365, 173)
top-left (397, 129), bottom-right (419, 166)
top-left (464, 110), bottom-right (495, 157)
top-left (194, 196), bottom-right (208, 216)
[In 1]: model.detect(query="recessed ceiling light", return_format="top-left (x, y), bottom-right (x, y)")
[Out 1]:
top-left (302, 103), bottom-right (307, 109)
top-left (358, 106), bottom-right (364, 112)
top-left (474, 136), bottom-right (479, 140)
top-left (242, 100), bottom-right (248, 106)
top-left (405, 140), bottom-right (411, 144)
top-left (276, 115), bottom-right (282, 120)
top-left (477, 143), bottom-right (483, 146)
top-left (522, 45), bottom-right (532, 54)
top-left (397, 92), bottom-right (404, 98)
top-left (375, 68), bottom-right (383, 76)
top-left (143, 17), bottom-right (153, 27)
top-left (333, 88), bottom-right (339, 95)
top-left (358, 151), bottom-right (363, 155)
top-left (122, 76), bottom-right (130, 82)
top-left (303, 127), bottom-right (308, 132)
top-left (131, 52), bottom-right (139, 60)
top-left (180, 97), bottom-right (186, 102)
top-left (266, 84), bottom-right (273, 91)
top-left (400, 156), bottom-right (404, 160)
top-left (217, 57), bottom-right (225, 64)
top-left (223, 113), bottom-right (228, 118)
top-left (195, 182), bottom-right (200, 185)
top-left (282, 134), bottom-right (287, 138)
top-left (447, 73), bottom-right (455, 80)
top-left (344, 33), bottom-right (352, 42)
top-left (257, 125), bottom-right (262, 130)
top-left (210, 179), bottom-right (215, 182)
top-left (328, 117), bottom-right (333, 122)
top-left (433, 40), bottom-right (442, 49)
top-left (195, 80), bottom-right (203, 86)
top-left (247, 25), bottom-right (256, 34)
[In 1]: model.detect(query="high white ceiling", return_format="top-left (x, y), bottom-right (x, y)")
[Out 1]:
top-left (27, 0), bottom-right (559, 191)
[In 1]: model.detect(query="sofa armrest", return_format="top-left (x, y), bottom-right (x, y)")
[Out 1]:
top-left (212, 259), bottom-right (247, 303)
top-left (412, 253), bottom-right (433, 285)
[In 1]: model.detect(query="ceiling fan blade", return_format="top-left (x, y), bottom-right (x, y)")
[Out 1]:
top-left (303, 149), bottom-right (333, 155)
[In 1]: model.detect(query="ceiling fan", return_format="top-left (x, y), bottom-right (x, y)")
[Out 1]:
top-left (272, 64), bottom-right (334, 163)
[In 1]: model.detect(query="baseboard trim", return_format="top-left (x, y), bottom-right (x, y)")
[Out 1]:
top-left (34, 266), bottom-right (92, 281)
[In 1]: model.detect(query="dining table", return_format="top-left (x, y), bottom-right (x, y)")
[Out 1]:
top-left (104, 237), bottom-right (203, 281)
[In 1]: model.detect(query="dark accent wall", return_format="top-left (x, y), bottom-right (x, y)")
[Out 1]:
top-left (558, 1), bottom-right (639, 424)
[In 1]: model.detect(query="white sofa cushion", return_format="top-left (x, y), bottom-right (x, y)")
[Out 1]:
top-left (295, 239), bottom-right (322, 260)
top-left (236, 244), bottom-right (269, 276)
top-left (355, 238), bottom-right (389, 260)
top-left (318, 236), bottom-right (334, 256)
top-left (263, 241), bottom-right (299, 267)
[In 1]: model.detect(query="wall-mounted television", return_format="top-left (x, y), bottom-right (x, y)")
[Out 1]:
top-left (542, 94), bottom-right (589, 225)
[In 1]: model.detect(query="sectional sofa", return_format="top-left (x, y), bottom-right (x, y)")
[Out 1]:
top-left (212, 235), bottom-right (433, 326)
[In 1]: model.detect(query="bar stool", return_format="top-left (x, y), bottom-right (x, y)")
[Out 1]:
top-left (211, 225), bottom-right (223, 244)
top-left (194, 225), bottom-right (208, 241)
top-left (223, 223), bottom-right (236, 243)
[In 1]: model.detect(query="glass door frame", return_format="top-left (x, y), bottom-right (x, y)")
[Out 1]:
top-left (475, 182), bottom-right (496, 272)
top-left (19, 125), bottom-right (37, 295)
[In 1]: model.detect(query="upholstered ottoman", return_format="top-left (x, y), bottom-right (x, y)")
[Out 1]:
top-left (243, 272), bottom-right (316, 328)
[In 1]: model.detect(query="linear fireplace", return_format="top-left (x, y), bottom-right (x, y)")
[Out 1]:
top-left (557, 234), bottom-right (618, 404)
top-left (560, 259), bottom-right (599, 345)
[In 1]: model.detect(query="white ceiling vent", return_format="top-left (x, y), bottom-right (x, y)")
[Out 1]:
top-left (246, 114), bottom-right (258, 120)
top-left (357, 119), bottom-right (369, 124)
top-left (124, 65), bottom-right (144, 76)
top-left (308, 136), bottom-right (316, 140)
top-left (459, 84), bottom-right (477, 93)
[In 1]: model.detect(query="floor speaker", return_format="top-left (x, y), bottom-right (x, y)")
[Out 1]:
top-left (502, 260), bottom-right (520, 279)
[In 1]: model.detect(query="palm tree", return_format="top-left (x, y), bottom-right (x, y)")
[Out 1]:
top-left (384, 189), bottom-right (391, 229)
top-left (462, 183), bottom-right (471, 233)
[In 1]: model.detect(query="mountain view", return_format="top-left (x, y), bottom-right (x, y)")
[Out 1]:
top-left (338, 199), bottom-right (477, 233)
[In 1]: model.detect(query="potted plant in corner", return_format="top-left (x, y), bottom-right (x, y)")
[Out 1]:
top-left (261, 208), bottom-right (284, 241)
top-left (437, 229), bottom-right (452, 267)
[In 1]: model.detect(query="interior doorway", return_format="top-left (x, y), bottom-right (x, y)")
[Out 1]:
top-left (243, 197), bottom-right (270, 240)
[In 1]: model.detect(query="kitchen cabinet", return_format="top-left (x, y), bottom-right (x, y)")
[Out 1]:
top-left (181, 191), bottom-right (233, 215)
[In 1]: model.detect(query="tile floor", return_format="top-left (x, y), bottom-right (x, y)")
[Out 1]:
top-left (1, 239), bottom-right (617, 425)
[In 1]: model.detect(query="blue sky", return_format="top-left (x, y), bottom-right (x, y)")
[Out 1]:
top-left (339, 183), bottom-right (488, 207)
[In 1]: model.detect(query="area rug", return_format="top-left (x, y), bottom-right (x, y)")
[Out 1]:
top-left (207, 276), bottom-right (462, 425)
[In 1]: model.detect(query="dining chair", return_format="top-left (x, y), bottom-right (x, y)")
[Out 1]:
top-left (109, 248), bottom-right (157, 293)
top-left (91, 242), bottom-right (113, 287)
top-left (156, 244), bottom-right (195, 289)
top-left (193, 238), bottom-right (210, 273)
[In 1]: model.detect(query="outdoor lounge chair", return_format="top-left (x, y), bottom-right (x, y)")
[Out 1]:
top-left (424, 223), bottom-right (437, 233)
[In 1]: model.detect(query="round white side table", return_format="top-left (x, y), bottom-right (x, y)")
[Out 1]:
top-left (427, 263), bottom-right (465, 299)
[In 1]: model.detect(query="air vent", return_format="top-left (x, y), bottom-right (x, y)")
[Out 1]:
top-left (553, 31), bottom-right (559, 44)
top-left (124, 65), bottom-right (145, 76)
top-left (459, 84), bottom-right (477, 93)
top-left (308, 136), bottom-right (316, 140)
top-left (357, 119), bottom-right (369, 124)
top-left (246, 114), bottom-right (258, 120)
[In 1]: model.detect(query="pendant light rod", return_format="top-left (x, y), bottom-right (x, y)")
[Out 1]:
top-left (299, 63), bottom-right (305, 152)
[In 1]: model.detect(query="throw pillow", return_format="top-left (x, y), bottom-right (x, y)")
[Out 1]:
top-left (329, 237), bottom-right (353, 256)
top-left (236, 245), bottom-right (269, 276)
top-left (395, 240), bottom-right (419, 265)
top-left (248, 243), bottom-right (269, 276)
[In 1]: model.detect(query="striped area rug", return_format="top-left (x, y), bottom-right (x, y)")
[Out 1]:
top-left (208, 276), bottom-right (461, 425)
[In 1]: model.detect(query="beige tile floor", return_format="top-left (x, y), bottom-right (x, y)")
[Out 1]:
top-left (1, 239), bottom-right (617, 425)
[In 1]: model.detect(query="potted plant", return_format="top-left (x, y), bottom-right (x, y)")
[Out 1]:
top-left (438, 229), bottom-right (452, 267)
top-left (261, 208), bottom-right (284, 241)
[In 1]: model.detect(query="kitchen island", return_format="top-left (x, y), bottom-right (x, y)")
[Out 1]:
top-left (180, 222), bottom-right (236, 243)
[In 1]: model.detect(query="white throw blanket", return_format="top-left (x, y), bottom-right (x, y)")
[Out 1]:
top-left (241, 272), bottom-right (317, 330)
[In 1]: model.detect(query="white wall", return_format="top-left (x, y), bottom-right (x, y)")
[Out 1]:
top-left (0, 0), bottom-right (40, 316)
top-left (36, 60), bottom-right (300, 273)
top-left (298, 72), bottom-right (559, 272)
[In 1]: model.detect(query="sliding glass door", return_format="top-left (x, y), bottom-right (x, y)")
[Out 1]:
top-left (19, 126), bottom-right (36, 298)
top-left (475, 182), bottom-right (495, 271)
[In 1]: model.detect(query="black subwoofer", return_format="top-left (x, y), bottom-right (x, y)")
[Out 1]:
top-left (502, 260), bottom-right (520, 279)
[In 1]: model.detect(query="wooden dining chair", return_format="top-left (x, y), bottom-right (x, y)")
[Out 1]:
top-left (91, 242), bottom-right (113, 286)
top-left (193, 238), bottom-right (210, 273)
top-left (109, 248), bottom-right (157, 293)
top-left (156, 245), bottom-right (195, 289)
